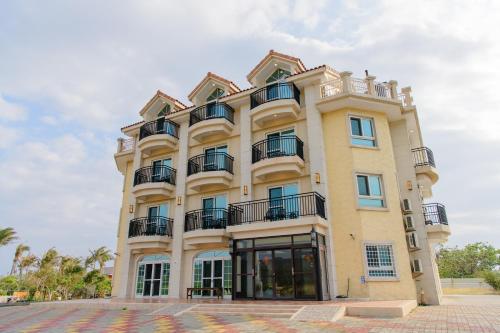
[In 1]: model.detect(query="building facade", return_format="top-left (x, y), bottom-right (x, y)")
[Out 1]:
top-left (112, 51), bottom-right (450, 304)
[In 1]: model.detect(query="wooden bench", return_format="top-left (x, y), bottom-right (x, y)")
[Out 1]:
top-left (186, 287), bottom-right (223, 299)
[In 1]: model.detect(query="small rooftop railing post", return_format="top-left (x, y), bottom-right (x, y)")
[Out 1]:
top-left (366, 75), bottom-right (376, 96)
top-left (388, 80), bottom-right (398, 100)
top-left (399, 86), bottom-right (413, 107)
top-left (339, 71), bottom-right (353, 94)
top-left (117, 138), bottom-right (124, 153)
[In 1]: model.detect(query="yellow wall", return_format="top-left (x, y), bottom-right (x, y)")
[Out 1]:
top-left (322, 109), bottom-right (416, 300)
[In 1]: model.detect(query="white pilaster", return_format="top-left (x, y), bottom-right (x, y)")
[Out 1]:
top-left (168, 121), bottom-right (190, 298)
top-left (239, 103), bottom-right (253, 201)
top-left (304, 84), bottom-right (338, 299)
top-left (117, 136), bottom-right (142, 298)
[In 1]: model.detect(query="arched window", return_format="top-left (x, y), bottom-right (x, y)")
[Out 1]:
top-left (193, 250), bottom-right (231, 297)
top-left (157, 104), bottom-right (171, 117)
top-left (266, 68), bottom-right (291, 84)
top-left (206, 88), bottom-right (225, 102)
top-left (135, 254), bottom-right (170, 297)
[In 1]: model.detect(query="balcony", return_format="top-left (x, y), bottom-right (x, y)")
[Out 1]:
top-left (127, 216), bottom-right (173, 250)
top-left (412, 147), bottom-right (439, 198)
top-left (316, 73), bottom-right (402, 121)
top-left (227, 192), bottom-right (328, 238)
top-left (186, 153), bottom-right (234, 191)
top-left (137, 118), bottom-right (180, 155)
top-left (183, 209), bottom-right (230, 248)
top-left (115, 137), bottom-right (135, 174)
top-left (250, 82), bottom-right (300, 127)
top-left (251, 136), bottom-right (304, 180)
top-left (189, 103), bottom-right (234, 142)
top-left (423, 203), bottom-right (450, 243)
top-left (131, 166), bottom-right (176, 201)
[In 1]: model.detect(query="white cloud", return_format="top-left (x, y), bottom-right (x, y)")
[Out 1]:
top-left (0, 125), bottom-right (20, 148)
top-left (0, 95), bottom-right (26, 121)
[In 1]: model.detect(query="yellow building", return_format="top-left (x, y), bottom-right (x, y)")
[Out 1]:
top-left (112, 50), bottom-right (450, 304)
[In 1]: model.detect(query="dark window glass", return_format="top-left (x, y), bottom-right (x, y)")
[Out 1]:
top-left (357, 175), bottom-right (369, 196)
top-left (350, 118), bottom-right (362, 136)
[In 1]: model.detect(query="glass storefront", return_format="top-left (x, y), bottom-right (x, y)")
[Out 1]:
top-left (232, 233), bottom-right (329, 300)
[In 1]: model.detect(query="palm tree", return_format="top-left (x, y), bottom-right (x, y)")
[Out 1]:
top-left (19, 254), bottom-right (37, 278)
top-left (11, 244), bottom-right (30, 275)
top-left (93, 247), bottom-right (114, 273)
top-left (0, 227), bottom-right (17, 247)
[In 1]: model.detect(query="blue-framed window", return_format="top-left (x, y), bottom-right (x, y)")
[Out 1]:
top-left (356, 174), bottom-right (384, 208)
top-left (350, 116), bottom-right (376, 147)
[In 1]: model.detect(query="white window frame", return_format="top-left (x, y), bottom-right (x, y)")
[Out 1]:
top-left (349, 115), bottom-right (377, 147)
top-left (363, 242), bottom-right (398, 280)
top-left (135, 255), bottom-right (170, 298)
top-left (192, 250), bottom-right (232, 298)
top-left (355, 173), bottom-right (386, 208)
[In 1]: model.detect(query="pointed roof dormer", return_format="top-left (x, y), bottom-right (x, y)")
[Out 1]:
top-left (188, 72), bottom-right (240, 106)
top-left (247, 50), bottom-right (306, 87)
top-left (139, 90), bottom-right (187, 122)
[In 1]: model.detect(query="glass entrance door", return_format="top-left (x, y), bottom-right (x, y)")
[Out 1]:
top-left (143, 263), bottom-right (162, 297)
top-left (235, 251), bottom-right (254, 299)
top-left (255, 250), bottom-right (273, 299)
top-left (293, 248), bottom-right (317, 299)
top-left (201, 260), bottom-right (223, 296)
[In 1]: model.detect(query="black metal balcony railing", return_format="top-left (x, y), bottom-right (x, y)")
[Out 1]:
top-left (189, 102), bottom-right (234, 126)
top-left (184, 209), bottom-right (229, 231)
top-left (187, 152), bottom-right (234, 176)
top-left (133, 165), bottom-right (176, 186)
top-left (412, 147), bottom-right (436, 168)
top-left (228, 192), bottom-right (326, 225)
top-left (252, 136), bottom-right (304, 163)
top-left (128, 216), bottom-right (173, 238)
top-left (250, 82), bottom-right (300, 109)
top-left (139, 118), bottom-right (180, 141)
top-left (423, 203), bottom-right (448, 225)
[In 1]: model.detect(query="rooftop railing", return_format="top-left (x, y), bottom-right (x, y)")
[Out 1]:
top-left (319, 72), bottom-right (414, 108)
top-left (117, 137), bottom-right (135, 153)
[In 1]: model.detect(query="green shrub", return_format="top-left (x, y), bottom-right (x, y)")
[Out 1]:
top-left (482, 271), bottom-right (500, 290)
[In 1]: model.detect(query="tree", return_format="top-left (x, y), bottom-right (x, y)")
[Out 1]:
top-left (86, 247), bottom-right (113, 273)
top-left (11, 244), bottom-right (30, 275)
top-left (437, 242), bottom-right (500, 278)
top-left (0, 227), bottom-right (17, 246)
top-left (0, 276), bottom-right (18, 295)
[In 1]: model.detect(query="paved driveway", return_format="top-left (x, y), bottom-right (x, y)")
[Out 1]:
top-left (442, 294), bottom-right (500, 305)
top-left (0, 298), bottom-right (499, 332)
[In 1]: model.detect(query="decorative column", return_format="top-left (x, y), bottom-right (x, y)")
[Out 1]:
top-left (169, 120), bottom-right (189, 298)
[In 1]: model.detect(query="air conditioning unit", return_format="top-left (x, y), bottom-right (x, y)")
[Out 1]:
top-left (404, 216), bottom-right (415, 231)
top-left (413, 259), bottom-right (423, 273)
top-left (406, 232), bottom-right (419, 250)
top-left (402, 198), bottom-right (412, 214)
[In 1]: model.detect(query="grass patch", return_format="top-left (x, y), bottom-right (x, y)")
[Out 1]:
top-left (443, 288), bottom-right (500, 295)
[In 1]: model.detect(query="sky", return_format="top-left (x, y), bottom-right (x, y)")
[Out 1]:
top-left (1, 0), bottom-right (499, 274)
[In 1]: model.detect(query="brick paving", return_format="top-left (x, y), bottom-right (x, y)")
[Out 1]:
top-left (0, 304), bottom-right (498, 332)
